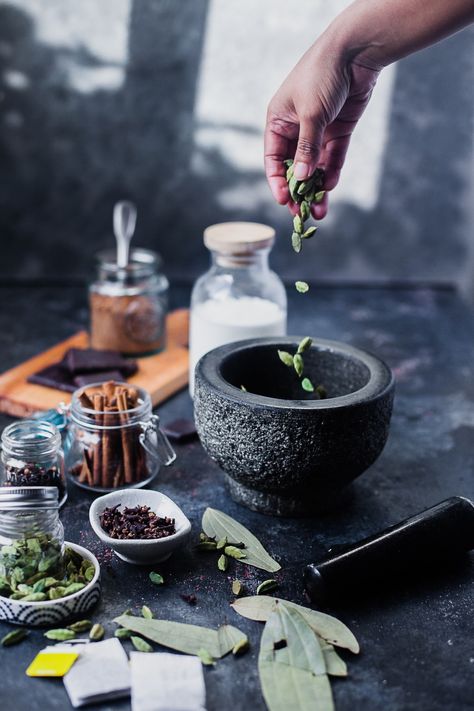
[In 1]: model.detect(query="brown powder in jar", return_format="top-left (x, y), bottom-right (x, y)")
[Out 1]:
top-left (90, 292), bottom-right (165, 355)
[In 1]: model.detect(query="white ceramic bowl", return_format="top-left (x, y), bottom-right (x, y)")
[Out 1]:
top-left (89, 489), bottom-right (191, 564)
top-left (0, 542), bottom-right (101, 627)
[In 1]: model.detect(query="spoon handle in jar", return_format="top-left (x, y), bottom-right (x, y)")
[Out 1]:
top-left (114, 200), bottom-right (137, 269)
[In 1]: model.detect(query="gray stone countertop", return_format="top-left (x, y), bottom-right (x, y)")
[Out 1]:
top-left (0, 283), bottom-right (472, 711)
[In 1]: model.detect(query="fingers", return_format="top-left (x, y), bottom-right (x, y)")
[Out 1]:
top-left (310, 191), bottom-right (328, 220)
top-left (264, 116), bottom-right (295, 204)
top-left (292, 116), bottom-right (325, 181)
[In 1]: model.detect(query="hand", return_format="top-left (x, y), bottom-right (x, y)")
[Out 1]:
top-left (264, 40), bottom-right (379, 219)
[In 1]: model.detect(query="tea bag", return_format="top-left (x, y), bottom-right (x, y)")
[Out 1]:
top-left (130, 652), bottom-right (206, 711)
top-left (63, 638), bottom-right (130, 707)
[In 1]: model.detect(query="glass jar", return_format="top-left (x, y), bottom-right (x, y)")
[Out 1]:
top-left (1, 421), bottom-right (67, 508)
top-left (66, 383), bottom-right (176, 492)
top-left (89, 248), bottom-right (169, 356)
top-left (0, 487), bottom-right (65, 592)
top-left (189, 221), bottom-right (287, 396)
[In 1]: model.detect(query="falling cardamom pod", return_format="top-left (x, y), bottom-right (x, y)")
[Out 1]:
top-left (277, 350), bottom-right (294, 368)
top-left (295, 281), bottom-right (309, 294)
top-left (291, 232), bottom-right (302, 253)
top-left (149, 571), bottom-right (164, 585)
top-left (302, 377), bottom-right (314, 393)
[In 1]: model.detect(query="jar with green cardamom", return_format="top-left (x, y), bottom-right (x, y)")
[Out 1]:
top-left (0, 487), bottom-right (64, 601)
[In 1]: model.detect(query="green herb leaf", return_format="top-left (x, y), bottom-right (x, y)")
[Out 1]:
top-left (114, 615), bottom-right (247, 659)
top-left (89, 623), bottom-right (105, 641)
top-left (131, 636), bottom-right (153, 653)
top-left (1, 629), bottom-right (28, 647)
top-left (231, 596), bottom-right (359, 653)
top-left (197, 648), bottom-right (215, 666)
top-left (142, 605), bottom-right (153, 619)
top-left (217, 554), bottom-right (228, 572)
top-left (295, 281), bottom-right (309, 294)
top-left (44, 629), bottom-right (76, 641)
top-left (277, 350), bottom-right (293, 368)
top-left (202, 508), bottom-right (280, 573)
top-left (301, 377), bottom-right (314, 392)
top-left (149, 572), bottom-right (164, 585)
top-left (256, 579), bottom-right (279, 595)
top-left (293, 354), bottom-right (304, 378)
top-left (258, 604), bottom-right (334, 711)
top-left (291, 232), bottom-right (302, 253)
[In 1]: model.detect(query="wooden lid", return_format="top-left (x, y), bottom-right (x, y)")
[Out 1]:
top-left (204, 222), bottom-right (275, 255)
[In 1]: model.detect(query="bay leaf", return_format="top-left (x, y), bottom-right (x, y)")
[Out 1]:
top-left (319, 640), bottom-right (348, 677)
top-left (231, 596), bottom-right (359, 654)
top-left (114, 615), bottom-right (247, 659)
top-left (202, 508), bottom-right (280, 573)
top-left (258, 605), bottom-right (334, 711)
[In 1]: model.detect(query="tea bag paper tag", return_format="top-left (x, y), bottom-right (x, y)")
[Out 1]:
top-left (63, 638), bottom-right (130, 707)
top-left (130, 652), bottom-right (206, 711)
top-left (26, 645), bottom-right (79, 677)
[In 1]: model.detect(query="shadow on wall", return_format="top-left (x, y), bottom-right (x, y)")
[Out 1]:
top-left (0, 3), bottom-right (473, 285)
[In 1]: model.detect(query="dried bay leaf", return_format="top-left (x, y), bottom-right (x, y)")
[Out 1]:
top-left (114, 615), bottom-right (247, 659)
top-left (319, 640), bottom-right (348, 677)
top-left (258, 605), bottom-right (334, 711)
top-left (202, 508), bottom-right (280, 573)
top-left (231, 596), bottom-right (359, 654)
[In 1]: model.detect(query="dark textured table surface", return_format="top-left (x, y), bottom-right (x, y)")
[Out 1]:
top-left (0, 283), bottom-right (473, 711)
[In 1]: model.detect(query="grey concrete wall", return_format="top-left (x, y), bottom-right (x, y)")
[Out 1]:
top-left (0, 0), bottom-right (473, 290)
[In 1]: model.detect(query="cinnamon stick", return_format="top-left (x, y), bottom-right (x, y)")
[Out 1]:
top-left (117, 389), bottom-right (134, 484)
top-left (102, 404), bottom-right (117, 488)
top-left (92, 393), bottom-right (104, 487)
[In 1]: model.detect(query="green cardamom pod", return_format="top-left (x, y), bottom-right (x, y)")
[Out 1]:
top-left (316, 384), bottom-right (327, 399)
top-left (44, 629), bottom-right (76, 641)
top-left (286, 165), bottom-right (294, 182)
top-left (224, 546), bottom-right (247, 560)
top-left (68, 619), bottom-right (92, 633)
top-left (149, 572), bottom-right (164, 585)
top-left (48, 586), bottom-right (66, 600)
top-left (232, 638), bottom-right (250, 656)
top-left (288, 176), bottom-right (299, 203)
top-left (142, 605), bottom-right (153, 619)
top-left (283, 159), bottom-right (293, 168)
top-left (293, 354), bottom-right (304, 378)
top-left (1, 628), bottom-right (28, 647)
top-left (277, 350), bottom-right (294, 368)
top-left (240, 385), bottom-right (247, 392)
top-left (314, 190), bottom-right (325, 203)
top-left (295, 281), bottom-right (309, 294)
top-left (217, 554), bottom-right (228, 572)
top-left (291, 232), bottom-right (302, 253)
top-left (114, 628), bottom-right (132, 639)
top-left (297, 179), bottom-right (314, 196)
top-left (302, 226), bottom-right (317, 239)
top-left (216, 537), bottom-right (227, 550)
top-left (293, 214), bottom-right (303, 234)
top-left (22, 592), bottom-right (47, 601)
top-left (62, 583), bottom-right (85, 596)
top-left (302, 377), bottom-right (315, 393)
top-left (84, 567), bottom-right (95, 582)
top-left (256, 579), bottom-right (279, 595)
top-left (300, 201), bottom-right (310, 221)
top-left (232, 580), bottom-right (243, 596)
top-left (131, 635), bottom-right (153, 653)
top-left (195, 541), bottom-right (218, 551)
top-left (197, 648), bottom-right (215, 666)
top-left (297, 337), bottom-right (312, 354)
top-left (89, 623), bottom-right (105, 641)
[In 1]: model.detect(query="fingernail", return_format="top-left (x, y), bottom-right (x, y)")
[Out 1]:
top-left (293, 162), bottom-right (309, 180)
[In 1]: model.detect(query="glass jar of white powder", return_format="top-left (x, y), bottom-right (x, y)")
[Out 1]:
top-left (189, 221), bottom-right (287, 396)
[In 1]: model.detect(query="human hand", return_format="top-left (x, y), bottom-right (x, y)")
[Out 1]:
top-left (264, 39), bottom-right (379, 219)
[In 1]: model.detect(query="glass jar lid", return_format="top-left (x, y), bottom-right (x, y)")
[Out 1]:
top-left (204, 222), bottom-right (275, 256)
top-left (0, 486), bottom-right (59, 509)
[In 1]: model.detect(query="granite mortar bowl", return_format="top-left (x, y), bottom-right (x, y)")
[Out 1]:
top-left (194, 337), bottom-right (395, 517)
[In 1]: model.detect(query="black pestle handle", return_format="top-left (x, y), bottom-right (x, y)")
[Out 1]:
top-left (304, 496), bottom-right (474, 605)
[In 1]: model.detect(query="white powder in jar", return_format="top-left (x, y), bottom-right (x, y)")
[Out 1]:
top-left (189, 296), bottom-right (286, 396)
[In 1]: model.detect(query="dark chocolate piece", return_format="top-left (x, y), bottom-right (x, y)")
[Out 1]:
top-left (162, 418), bottom-right (197, 443)
top-left (63, 348), bottom-right (138, 376)
top-left (27, 364), bottom-right (76, 393)
top-left (73, 370), bottom-right (124, 387)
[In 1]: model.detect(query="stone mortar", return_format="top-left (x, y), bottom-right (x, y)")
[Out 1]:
top-left (194, 337), bottom-right (395, 517)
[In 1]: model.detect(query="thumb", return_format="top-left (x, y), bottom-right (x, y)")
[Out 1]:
top-left (293, 116), bottom-right (325, 180)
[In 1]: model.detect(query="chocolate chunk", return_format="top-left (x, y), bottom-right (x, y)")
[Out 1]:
top-left (27, 364), bottom-right (76, 393)
top-left (73, 370), bottom-right (124, 387)
top-left (162, 418), bottom-right (197, 443)
top-left (63, 348), bottom-right (138, 376)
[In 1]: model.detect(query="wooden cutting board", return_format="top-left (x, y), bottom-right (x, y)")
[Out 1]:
top-left (0, 309), bottom-right (190, 417)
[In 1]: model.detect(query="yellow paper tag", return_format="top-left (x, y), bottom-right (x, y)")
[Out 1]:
top-left (26, 650), bottom-right (79, 677)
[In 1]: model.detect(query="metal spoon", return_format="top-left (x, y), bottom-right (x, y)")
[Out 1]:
top-left (114, 200), bottom-right (137, 269)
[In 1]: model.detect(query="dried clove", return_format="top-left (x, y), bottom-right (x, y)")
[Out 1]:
top-left (99, 504), bottom-right (176, 540)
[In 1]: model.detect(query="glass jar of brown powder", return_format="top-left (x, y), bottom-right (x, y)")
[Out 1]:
top-left (89, 248), bottom-right (169, 356)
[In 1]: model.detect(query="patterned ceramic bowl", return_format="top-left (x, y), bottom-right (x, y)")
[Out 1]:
top-left (0, 542), bottom-right (101, 627)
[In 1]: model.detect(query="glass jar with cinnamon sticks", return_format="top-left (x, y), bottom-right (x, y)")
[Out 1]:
top-left (66, 381), bottom-right (176, 492)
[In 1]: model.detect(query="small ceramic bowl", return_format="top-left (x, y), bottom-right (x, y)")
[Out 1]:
top-left (0, 542), bottom-right (101, 627)
top-left (89, 489), bottom-right (191, 565)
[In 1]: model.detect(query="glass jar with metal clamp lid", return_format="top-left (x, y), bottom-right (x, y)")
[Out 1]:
top-left (65, 382), bottom-right (176, 492)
